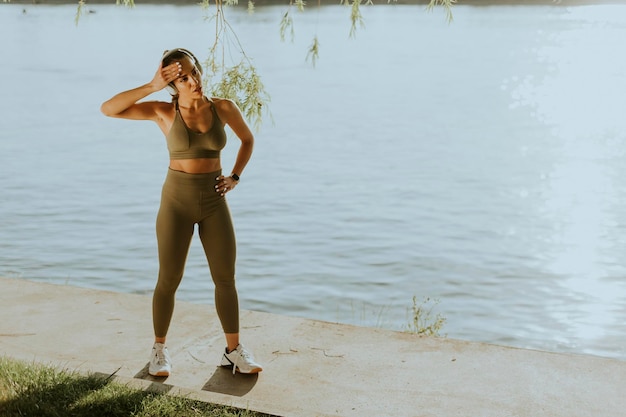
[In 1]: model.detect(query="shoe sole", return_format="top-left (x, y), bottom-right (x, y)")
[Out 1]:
top-left (149, 370), bottom-right (170, 377)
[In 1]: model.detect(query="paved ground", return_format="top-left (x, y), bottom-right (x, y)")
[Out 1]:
top-left (1, 277), bottom-right (625, 416)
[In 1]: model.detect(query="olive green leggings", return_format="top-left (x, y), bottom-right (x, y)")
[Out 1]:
top-left (153, 168), bottom-right (239, 337)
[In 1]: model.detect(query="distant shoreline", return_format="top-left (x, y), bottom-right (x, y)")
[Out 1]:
top-left (6, 0), bottom-right (626, 6)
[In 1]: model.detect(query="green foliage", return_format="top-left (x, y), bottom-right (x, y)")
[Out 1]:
top-left (306, 35), bottom-right (320, 67)
top-left (209, 61), bottom-right (270, 132)
top-left (346, 0), bottom-right (373, 38)
top-left (75, 0), bottom-right (134, 26)
top-left (74, 0), bottom-right (457, 127)
top-left (279, 0), bottom-right (307, 43)
top-left (349, 0), bottom-right (364, 38)
top-left (279, 10), bottom-right (295, 42)
top-left (295, 0), bottom-right (307, 12)
top-left (0, 357), bottom-right (273, 417)
top-left (405, 296), bottom-right (447, 336)
top-left (427, 0), bottom-right (456, 23)
top-left (200, 0), bottom-right (272, 130)
top-left (75, 0), bottom-right (85, 25)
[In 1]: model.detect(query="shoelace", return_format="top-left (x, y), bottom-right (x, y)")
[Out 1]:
top-left (230, 346), bottom-right (252, 375)
top-left (154, 347), bottom-right (167, 365)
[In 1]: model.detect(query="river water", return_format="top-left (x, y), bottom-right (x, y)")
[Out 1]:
top-left (1, 3), bottom-right (625, 360)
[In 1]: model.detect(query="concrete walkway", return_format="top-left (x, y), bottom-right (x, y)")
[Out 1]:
top-left (1, 277), bottom-right (624, 416)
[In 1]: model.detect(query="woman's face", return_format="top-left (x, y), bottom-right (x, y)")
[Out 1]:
top-left (172, 56), bottom-right (202, 98)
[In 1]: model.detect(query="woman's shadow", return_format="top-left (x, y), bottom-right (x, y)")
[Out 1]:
top-left (201, 366), bottom-right (259, 396)
top-left (134, 364), bottom-right (258, 397)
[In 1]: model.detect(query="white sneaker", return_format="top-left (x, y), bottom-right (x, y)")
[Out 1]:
top-left (148, 342), bottom-right (171, 376)
top-left (221, 344), bottom-right (263, 374)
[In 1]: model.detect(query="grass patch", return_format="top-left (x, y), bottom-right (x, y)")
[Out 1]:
top-left (405, 296), bottom-right (447, 337)
top-left (0, 357), bottom-right (275, 417)
top-left (337, 296), bottom-right (448, 336)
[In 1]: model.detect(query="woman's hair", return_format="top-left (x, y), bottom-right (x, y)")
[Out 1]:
top-left (161, 48), bottom-right (203, 97)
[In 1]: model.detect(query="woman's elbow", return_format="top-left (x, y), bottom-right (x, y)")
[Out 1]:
top-left (100, 102), bottom-right (112, 117)
top-left (243, 135), bottom-right (254, 149)
top-left (100, 102), bottom-right (116, 117)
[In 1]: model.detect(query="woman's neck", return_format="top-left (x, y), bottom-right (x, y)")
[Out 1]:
top-left (177, 95), bottom-right (205, 111)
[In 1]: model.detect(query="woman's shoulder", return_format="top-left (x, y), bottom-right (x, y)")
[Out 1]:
top-left (210, 97), bottom-right (237, 110)
top-left (210, 97), bottom-right (241, 120)
top-left (152, 100), bottom-right (176, 114)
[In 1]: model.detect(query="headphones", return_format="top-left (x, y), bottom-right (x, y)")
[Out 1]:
top-left (162, 48), bottom-right (203, 95)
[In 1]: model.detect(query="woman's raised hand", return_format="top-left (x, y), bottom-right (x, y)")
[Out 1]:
top-left (151, 61), bottom-right (182, 91)
top-left (101, 60), bottom-right (183, 118)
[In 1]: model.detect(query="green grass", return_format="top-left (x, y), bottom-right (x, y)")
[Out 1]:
top-left (405, 296), bottom-right (447, 337)
top-left (0, 357), bottom-right (275, 417)
top-left (339, 296), bottom-right (447, 336)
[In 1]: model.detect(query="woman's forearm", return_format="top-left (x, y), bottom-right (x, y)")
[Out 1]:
top-left (231, 139), bottom-right (254, 177)
top-left (100, 82), bottom-right (158, 117)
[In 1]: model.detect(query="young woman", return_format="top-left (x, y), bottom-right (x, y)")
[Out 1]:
top-left (101, 48), bottom-right (262, 376)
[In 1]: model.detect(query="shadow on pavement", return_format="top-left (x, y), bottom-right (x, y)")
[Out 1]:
top-left (133, 362), bottom-right (170, 385)
top-left (202, 366), bottom-right (259, 396)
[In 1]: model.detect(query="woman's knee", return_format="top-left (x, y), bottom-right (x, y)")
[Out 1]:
top-left (213, 274), bottom-right (236, 291)
top-left (155, 272), bottom-right (183, 294)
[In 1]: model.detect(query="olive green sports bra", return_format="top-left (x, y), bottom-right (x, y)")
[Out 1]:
top-left (166, 98), bottom-right (226, 159)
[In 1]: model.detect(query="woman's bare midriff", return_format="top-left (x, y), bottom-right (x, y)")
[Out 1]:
top-left (169, 158), bottom-right (221, 174)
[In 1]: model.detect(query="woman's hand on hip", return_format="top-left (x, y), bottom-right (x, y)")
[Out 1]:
top-left (215, 175), bottom-right (239, 196)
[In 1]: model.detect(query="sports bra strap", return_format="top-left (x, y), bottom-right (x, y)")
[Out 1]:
top-left (206, 98), bottom-right (221, 122)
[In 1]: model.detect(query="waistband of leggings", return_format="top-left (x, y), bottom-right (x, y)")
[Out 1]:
top-left (165, 168), bottom-right (222, 185)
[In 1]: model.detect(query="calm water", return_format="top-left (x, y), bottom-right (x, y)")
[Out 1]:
top-left (1, 3), bottom-right (625, 360)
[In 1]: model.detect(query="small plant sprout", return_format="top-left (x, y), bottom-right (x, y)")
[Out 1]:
top-left (406, 296), bottom-right (447, 336)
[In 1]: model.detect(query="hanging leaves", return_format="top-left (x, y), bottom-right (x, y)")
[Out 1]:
top-left (75, 0), bottom-right (457, 128)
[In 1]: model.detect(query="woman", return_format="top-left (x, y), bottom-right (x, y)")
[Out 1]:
top-left (101, 48), bottom-right (262, 376)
